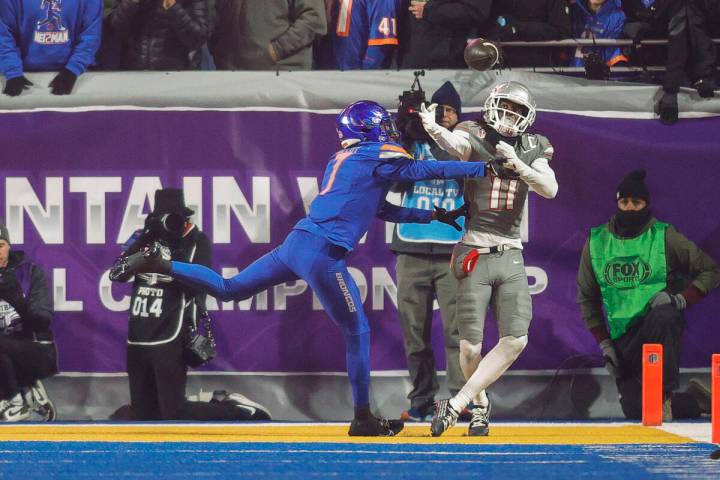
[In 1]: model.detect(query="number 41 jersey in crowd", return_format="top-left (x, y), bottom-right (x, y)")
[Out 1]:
top-left (457, 120), bottom-right (554, 240)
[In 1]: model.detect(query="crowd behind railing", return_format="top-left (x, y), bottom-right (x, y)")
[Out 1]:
top-left (1, 1), bottom-right (718, 121)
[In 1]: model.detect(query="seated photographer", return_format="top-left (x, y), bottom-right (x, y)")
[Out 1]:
top-left (392, 80), bottom-right (467, 422)
top-left (110, 188), bottom-right (270, 421)
top-left (0, 222), bottom-right (57, 422)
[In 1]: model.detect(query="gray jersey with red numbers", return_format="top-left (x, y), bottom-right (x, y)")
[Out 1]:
top-left (455, 120), bottom-right (553, 239)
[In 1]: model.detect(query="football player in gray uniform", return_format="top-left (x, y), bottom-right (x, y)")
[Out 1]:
top-left (418, 81), bottom-right (558, 437)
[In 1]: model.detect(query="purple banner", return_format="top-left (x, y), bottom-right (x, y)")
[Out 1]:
top-left (1, 109), bottom-right (718, 373)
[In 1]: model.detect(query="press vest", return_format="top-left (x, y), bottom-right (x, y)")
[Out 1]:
top-left (589, 221), bottom-right (668, 339)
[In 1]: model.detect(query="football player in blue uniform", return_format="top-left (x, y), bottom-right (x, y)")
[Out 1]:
top-left (111, 100), bottom-right (494, 436)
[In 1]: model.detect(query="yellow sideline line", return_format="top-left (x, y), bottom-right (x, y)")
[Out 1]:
top-left (0, 424), bottom-right (693, 444)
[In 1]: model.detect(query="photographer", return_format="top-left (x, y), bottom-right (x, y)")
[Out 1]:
top-left (110, 188), bottom-right (269, 421)
top-left (391, 79), bottom-right (467, 422)
top-left (0, 222), bottom-right (57, 422)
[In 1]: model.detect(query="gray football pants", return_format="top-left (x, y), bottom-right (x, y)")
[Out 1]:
top-left (451, 245), bottom-right (532, 344)
top-left (396, 253), bottom-right (465, 411)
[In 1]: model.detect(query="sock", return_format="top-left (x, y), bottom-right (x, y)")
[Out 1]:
top-left (450, 392), bottom-right (472, 413)
top-left (474, 390), bottom-right (489, 409)
top-left (9, 392), bottom-right (23, 406)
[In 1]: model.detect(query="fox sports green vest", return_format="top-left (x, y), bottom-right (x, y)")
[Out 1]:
top-left (589, 221), bottom-right (668, 340)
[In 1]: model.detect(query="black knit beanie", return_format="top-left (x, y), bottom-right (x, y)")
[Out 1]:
top-left (431, 81), bottom-right (462, 116)
top-left (617, 169), bottom-right (650, 204)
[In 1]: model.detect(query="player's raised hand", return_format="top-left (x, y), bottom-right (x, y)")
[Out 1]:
top-left (495, 141), bottom-right (522, 171)
top-left (419, 103), bottom-right (438, 130)
top-left (432, 205), bottom-right (465, 232)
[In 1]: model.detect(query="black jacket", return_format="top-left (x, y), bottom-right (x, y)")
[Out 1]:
top-left (0, 251), bottom-right (53, 342)
top-left (400, 0), bottom-right (492, 69)
top-left (109, 0), bottom-right (209, 70)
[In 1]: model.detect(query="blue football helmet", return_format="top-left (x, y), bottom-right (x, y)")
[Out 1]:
top-left (336, 100), bottom-right (399, 148)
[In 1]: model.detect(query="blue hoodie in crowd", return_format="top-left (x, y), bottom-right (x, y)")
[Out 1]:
top-left (570, 0), bottom-right (627, 67)
top-left (0, 0), bottom-right (102, 79)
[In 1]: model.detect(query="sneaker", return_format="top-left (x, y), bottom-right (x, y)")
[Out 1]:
top-left (30, 380), bottom-right (57, 422)
top-left (430, 399), bottom-right (460, 437)
top-left (694, 78), bottom-right (716, 98)
top-left (685, 378), bottom-right (711, 415)
top-left (0, 399), bottom-right (30, 422)
top-left (348, 415), bottom-right (404, 436)
top-left (211, 390), bottom-right (272, 420)
top-left (468, 403), bottom-right (491, 437)
top-left (400, 406), bottom-right (432, 422)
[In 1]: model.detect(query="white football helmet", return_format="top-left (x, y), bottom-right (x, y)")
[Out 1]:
top-left (483, 81), bottom-right (536, 137)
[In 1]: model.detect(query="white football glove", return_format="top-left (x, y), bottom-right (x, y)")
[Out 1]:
top-left (419, 102), bottom-right (438, 132)
top-left (495, 141), bottom-right (523, 171)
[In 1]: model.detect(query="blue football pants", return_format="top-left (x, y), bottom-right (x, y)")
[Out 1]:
top-left (169, 229), bottom-right (371, 408)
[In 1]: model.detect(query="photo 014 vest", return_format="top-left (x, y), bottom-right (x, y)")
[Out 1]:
top-left (589, 221), bottom-right (669, 340)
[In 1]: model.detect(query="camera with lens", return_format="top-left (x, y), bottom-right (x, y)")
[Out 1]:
top-left (397, 70), bottom-right (443, 144)
top-left (583, 51), bottom-right (610, 81)
top-left (145, 212), bottom-right (186, 238)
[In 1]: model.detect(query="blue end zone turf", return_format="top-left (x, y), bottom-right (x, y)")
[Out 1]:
top-left (0, 442), bottom-right (718, 479)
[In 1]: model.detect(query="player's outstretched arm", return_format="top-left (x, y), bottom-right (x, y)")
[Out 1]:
top-left (376, 201), bottom-right (433, 224)
top-left (419, 103), bottom-right (473, 160)
top-left (374, 157), bottom-right (487, 182)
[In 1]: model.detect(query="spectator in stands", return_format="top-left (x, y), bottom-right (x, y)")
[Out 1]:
top-left (210, 0), bottom-right (326, 70)
top-left (392, 81), bottom-right (467, 423)
top-left (482, 0), bottom-right (572, 67)
top-left (0, 222), bottom-right (58, 422)
top-left (577, 170), bottom-right (719, 421)
top-left (623, 0), bottom-right (717, 124)
top-left (108, 0), bottom-right (209, 70)
top-left (570, 0), bottom-right (628, 74)
top-left (399, 0), bottom-right (491, 69)
top-left (0, 0), bottom-right (103, 96)
top-left (315, 0), bottom-right (401, 70)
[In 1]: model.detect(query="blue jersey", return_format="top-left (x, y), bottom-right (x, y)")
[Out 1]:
top-left (325, 0), bottom-right (400, 69)
top-left (294, 141), bottom-right (487, 251)
top-left (0, 0), bottom-right (102, 79)
top-left (570, 0), bottom-right (627, 68)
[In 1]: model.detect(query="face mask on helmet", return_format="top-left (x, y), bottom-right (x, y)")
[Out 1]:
top-left (483, 82), bottom-right (537, 138)
top-left (336, 100), bottom-right (399, 148)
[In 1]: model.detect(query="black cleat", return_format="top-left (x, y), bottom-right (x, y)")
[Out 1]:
top-left (468, 403), bottom-right (491, 437)
top-left (348, 415), bottom-right (404, 436)
top-left (430, 399), bottom-right (459, 437)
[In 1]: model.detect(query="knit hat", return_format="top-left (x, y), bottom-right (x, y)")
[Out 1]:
top-left (616, 169), bottom-right (650, 204)
top-left (0, 222), bottom-right (9, 243)
top-left (431, 81), bottom-right (462, 116)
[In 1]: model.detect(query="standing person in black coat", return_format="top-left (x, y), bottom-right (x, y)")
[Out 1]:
top-left (400, 0), bottom-right (492, 69)
top-left (0, 222), bottom-right (57, 422)
top-left (110, 189), bottom-right (270, 420)
top-left (481, 0), bottom-right (572, 67)
top-left (108, 0), bottom-right (209, 70)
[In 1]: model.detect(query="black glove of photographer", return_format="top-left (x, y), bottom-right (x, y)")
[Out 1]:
top-left (0, 270), bottom-right (29, 314)
top-left (3, 76), bottom-right (33, 97)
top-left (433, 205), bottom-right (466, 232)
top-left (49, 68), bottom-right (77, 95)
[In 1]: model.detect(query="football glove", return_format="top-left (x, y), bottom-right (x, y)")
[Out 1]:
top-left (495, 141), bottom-right (524, 172)
top-left (3, 76), bottom-right (33, 97)
top-left (49, 68), bottom-right (77, 95)
top-left (433, 205), bottom-right (466, 232)
top-left (419, 102), bottom-right (438, 132)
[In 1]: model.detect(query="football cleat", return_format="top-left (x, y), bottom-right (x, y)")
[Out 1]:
top-left (468, 403), bottom-right (491, 437)
top-left (0, 399), bottom-right (30, 422)
top-left (430, 399), bottom-right (460, 437)
top-left (348, 415), bottom-right (404, 436)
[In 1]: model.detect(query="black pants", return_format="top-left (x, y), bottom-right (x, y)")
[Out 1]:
top-left (0, 335), bottom-right (57, 400)
top-left (127, 336), bottom-right (251, 421)
top-left (612, 305), bottom-right (700, 419)
top-left (664, 2), bottom-right (717, 92)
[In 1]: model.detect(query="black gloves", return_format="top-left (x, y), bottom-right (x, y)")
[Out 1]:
top-left (486, 158), bottom-right (518, 179)
top-left (0, 270), bottom-right (29, 313)
top-left (433, 205), bottom-right (466, 232)
top-left (3, 76), bottom-right (33, 96)
top-left (49, 68), bottom-right (77, 95)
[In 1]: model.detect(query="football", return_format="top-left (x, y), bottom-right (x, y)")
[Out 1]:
top-left (464, 38), bottom-right (500, 71)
